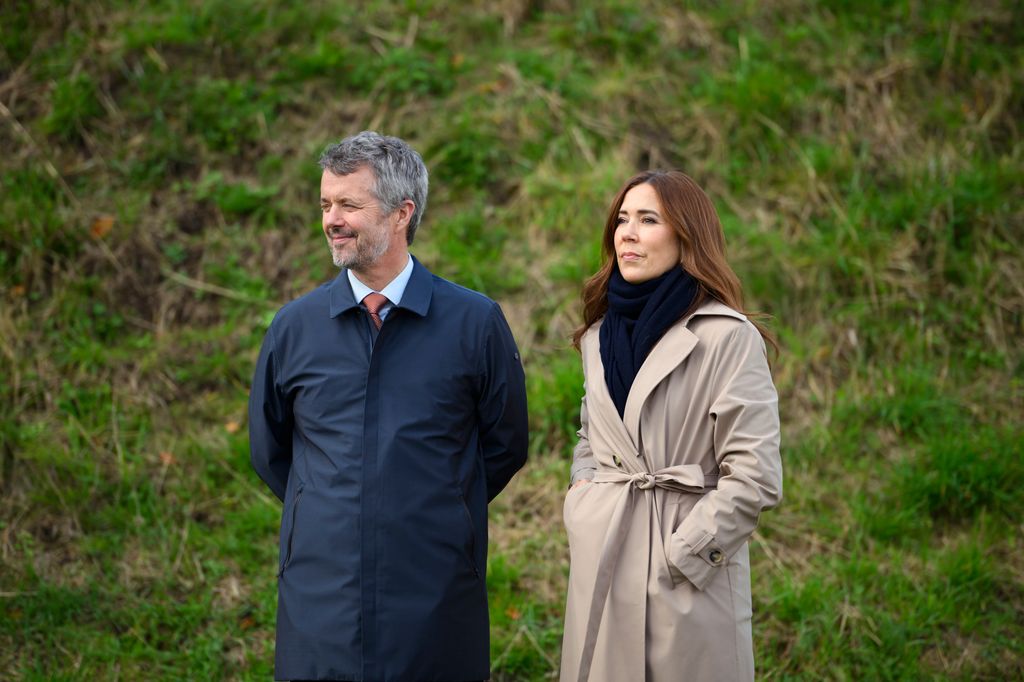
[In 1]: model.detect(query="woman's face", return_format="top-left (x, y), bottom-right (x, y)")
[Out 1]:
top-left (614, 183), bottom-right (682, 283)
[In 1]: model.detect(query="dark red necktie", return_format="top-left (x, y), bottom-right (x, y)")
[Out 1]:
top-left (362, 293), bottom-right (388, 330)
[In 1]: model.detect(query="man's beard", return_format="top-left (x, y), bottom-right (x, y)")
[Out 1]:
top-left (327, 224), bottom-right (391, 270)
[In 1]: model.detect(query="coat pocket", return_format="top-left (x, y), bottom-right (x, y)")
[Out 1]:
top-left (661, 493), bottom-right (700, 587)
top-left (278, 483), bottom-right (304, 577)
top-left (459, 494), bottom-right (481, 579)
top-left (561, 479), bottom-right (592, 528)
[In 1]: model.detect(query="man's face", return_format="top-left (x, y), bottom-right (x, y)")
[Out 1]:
top-left (320, 166), bottom-right (393, 271)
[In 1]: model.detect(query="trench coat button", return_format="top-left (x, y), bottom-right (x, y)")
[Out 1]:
top-left (708, 549), bottom-right (724, 565)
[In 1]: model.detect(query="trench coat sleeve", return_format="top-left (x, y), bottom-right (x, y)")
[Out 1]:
top-left (667, 322), bottom-right (782, 590)
top-left (569, 389), bottom-right (597, 486)
top-left (248, 324), bottom-right (293, 502)
top-left (477, 303), bottom-right (529, 502)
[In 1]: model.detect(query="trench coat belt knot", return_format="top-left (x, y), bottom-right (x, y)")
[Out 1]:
top-left (628, 471), bottom-right (657, 489)
top-left (576, 463), bottom-right (719, 682)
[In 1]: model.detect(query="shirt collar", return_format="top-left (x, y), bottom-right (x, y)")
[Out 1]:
top-left (329, 255), bottom-right (432, 318)
top-left (346, 254), bottom-right (413, 306)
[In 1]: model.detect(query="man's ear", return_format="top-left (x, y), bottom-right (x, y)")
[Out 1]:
top-left (393, 199), bottom-right (416, 234)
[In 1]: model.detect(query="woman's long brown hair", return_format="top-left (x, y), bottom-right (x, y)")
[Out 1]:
top-left (572, 170), bottom-right (777, 354)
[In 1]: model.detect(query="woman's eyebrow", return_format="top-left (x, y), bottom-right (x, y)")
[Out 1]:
top-left (619, 208), bottom-right (661, 216)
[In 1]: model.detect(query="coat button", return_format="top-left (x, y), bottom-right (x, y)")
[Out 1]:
top-left (708, 549), bottom-right (724, 565)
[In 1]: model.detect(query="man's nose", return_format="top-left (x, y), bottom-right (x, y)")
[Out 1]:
top-left (324, 204), bottom-right (344, 225)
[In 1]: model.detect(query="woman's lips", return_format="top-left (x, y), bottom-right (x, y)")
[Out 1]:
top-left (619, 252), bottom-right (642, 261)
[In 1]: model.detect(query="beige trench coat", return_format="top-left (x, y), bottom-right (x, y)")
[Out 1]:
top-left (560, 301), bottom-right (782, 682)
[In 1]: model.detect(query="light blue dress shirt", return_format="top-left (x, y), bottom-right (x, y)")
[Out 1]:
top-left (347, 254), bottom-right (414, 321)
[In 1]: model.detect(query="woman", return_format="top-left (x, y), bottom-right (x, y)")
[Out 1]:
top-left (560, 171), bottom-right (783, 682)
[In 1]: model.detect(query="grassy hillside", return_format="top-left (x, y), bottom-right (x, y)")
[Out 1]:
top-left (2, 0), bottom-right (1022, 679)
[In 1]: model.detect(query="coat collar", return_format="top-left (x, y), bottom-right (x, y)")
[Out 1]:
top-left (329, 254), bottom-right (434, 318)
top-left (584, 300), bottom-right (747, 443)
top-left (623, 300), bottom-right (746, 437)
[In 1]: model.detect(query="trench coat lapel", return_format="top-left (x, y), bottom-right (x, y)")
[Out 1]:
top-left (585, 326), bottom-right (641, 460)
top-left (622, 302), bottom-right (748, 441)
top-left (588, 302), bottom-right (750, 460)
top-left (622, 323), bottom-right (699, 442)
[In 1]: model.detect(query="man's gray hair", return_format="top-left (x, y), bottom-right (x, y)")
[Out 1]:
top-left (318, 131), bottom-right (429, 244)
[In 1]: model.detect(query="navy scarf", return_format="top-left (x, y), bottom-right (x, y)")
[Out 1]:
top-left (599, 266), bottom-right (699, 417)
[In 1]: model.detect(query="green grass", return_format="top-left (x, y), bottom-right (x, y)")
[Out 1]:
top-left (2, 0), bottom-right (1022, 679)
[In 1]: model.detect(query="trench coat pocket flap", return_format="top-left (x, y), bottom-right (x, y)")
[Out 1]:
top-left (667, 524), bottom-right (725, 591)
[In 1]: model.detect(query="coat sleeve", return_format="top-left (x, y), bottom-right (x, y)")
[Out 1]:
top-left (248, 323), bottom-right (293, 502)
top-left (477, 303), bottom-right (529, 502)
top-left (667, 322), bottom-right (783, 590)
top-left (569, 388), bottom-right (597, 486)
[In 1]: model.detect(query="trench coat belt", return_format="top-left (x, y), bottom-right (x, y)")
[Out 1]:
top-left (576, 464), bottom-right (719, 682)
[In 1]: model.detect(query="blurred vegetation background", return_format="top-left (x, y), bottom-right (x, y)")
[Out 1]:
top-left (1, 0), bottom-right (1022, 679)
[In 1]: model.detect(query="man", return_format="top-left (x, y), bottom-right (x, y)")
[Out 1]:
top-left (249, 131), bottom-right (528, 682)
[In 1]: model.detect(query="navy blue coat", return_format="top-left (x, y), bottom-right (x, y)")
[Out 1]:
top-left (249, 257), bottom-right (528, 681)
